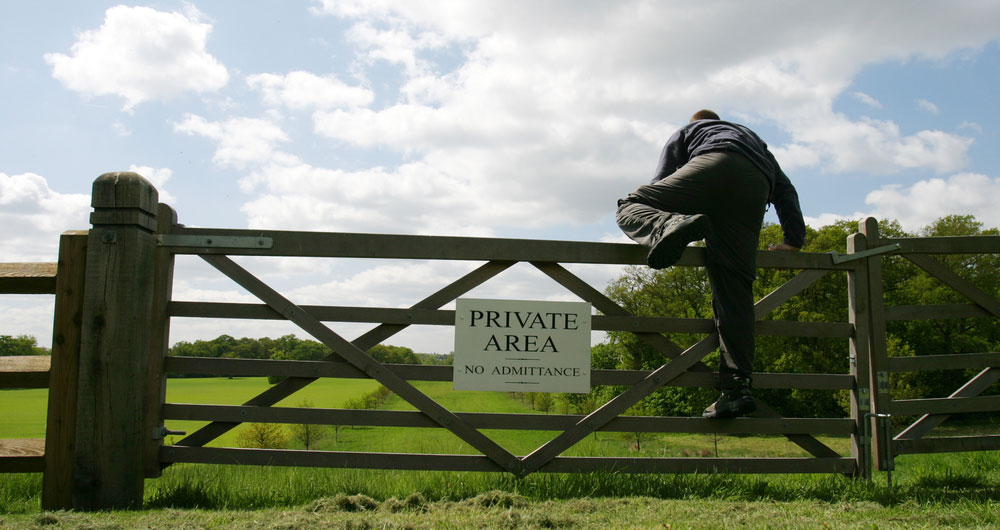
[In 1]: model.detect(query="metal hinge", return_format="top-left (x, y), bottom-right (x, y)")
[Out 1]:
top-left (157, 235), bottom-right (273, 249)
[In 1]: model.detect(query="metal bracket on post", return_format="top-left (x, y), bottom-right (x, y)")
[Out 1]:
top-left (864, 413), bottom-right (893, 488)
top-left (829, 243), bottom-right (902, 264)
top-left (156, 235), bottom-right (273, 249)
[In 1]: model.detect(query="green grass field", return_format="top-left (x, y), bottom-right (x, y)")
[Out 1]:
top-left (3, 378), bottom-right (999, 527)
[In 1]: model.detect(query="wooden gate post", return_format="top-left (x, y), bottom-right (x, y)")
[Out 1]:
top-left (847, 232), bottom-right (872, 479)
top-left (73, 172), bottom-right (158, 510)
top-left (859, 217), bottom-right (893, 472)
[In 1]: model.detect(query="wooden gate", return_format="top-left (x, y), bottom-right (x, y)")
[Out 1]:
top-left (20, 172), bottom-right (984, 509)
top-left (91, 170), bottom-right (867, 485)
top-left (859, 219), bottom-right (1000, 471)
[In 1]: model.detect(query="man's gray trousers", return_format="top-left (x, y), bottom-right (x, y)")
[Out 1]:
top-left (616, 152), bottom-right (770, 388)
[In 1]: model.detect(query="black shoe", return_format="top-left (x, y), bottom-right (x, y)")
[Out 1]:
top-left (647, 214), bottom-right (710, 269)
top-left (702, 387), bottom-right (756, 419)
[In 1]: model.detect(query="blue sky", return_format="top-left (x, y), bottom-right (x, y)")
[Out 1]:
top-left (3, 1), bottom-right (1000, 352)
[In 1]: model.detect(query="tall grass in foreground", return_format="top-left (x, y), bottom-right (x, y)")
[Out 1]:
top-left (2, 451), bottom-right (998, 513)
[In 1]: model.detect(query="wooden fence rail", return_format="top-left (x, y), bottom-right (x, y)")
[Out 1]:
top-left (1, 172), bottom-right (997, 511)
top-left (0, 263), bottom-right (57, 476)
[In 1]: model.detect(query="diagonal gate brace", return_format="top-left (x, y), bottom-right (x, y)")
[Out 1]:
top-left (182, 254), bottom-right (522, 473)
top-left (828, 243), bottom-right (901, 264)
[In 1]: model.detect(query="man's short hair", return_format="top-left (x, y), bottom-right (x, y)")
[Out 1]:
top-left (690, 109), bottom-right (720, 122)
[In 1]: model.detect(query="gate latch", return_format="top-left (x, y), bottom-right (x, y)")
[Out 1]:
top-left (152, 426), bottom-right (187, 440)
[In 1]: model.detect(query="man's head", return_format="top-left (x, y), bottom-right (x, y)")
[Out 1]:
top-left (690, 109), bottom-right (720, 122)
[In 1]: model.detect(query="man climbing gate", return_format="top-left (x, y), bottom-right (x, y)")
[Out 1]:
top-left (616, 109), bottom-right (806, 418)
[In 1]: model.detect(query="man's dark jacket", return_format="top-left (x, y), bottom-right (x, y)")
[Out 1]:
top-left (652, 119), bottom-right (806, 248)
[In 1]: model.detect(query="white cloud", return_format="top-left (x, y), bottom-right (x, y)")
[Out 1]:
top-left (44, 5), bottom-right (228, 110)
top-left (916, 98), bottom-right (940, 114)
top-left (958, 120), bottom-right (983, 134)
top-left (247, 71), bottom-right (374, 109)
top-left (198, 1), bottom-right (1000, 244)
top-left (852, 91), bottom-right (883, 109)
top-left (174, 114), bottom-right (291, 168)
top-left (304, 1), bottom-right (990, 182)
top-left (0, 172), bottom-right (90, 261)
top-left (777, 115), bottom-right (972, 174)
top-left (864, 172), bottom-right (1000, 231)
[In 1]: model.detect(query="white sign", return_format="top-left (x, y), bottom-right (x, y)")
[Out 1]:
top-left (453, 298), bottom-right (592, 393)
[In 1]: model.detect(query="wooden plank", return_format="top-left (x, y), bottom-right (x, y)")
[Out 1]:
top-left (168, 302), bottom-right (455, 326)
top-left (893, 435), bottom-right (1000, 455)
top-left (42, 231), bottom-right (87, 510)
top-left (174, 260), bottom-right (514, 452)
top-left (168, 226), bottom-right (650, 264)
top-left (884, 235), bottom-right (1000, 255)
top-left (0, 438), bottom-right (46, 473)
top-left (894, 368), bottom-right (1000, 441)
top-left (885, 303), bottom-right (993, 321)
top-left (0, 262), bottom-right (57, 294)
top-left (169, 301), bottom-right (853, 338)
top-left (904, 253), bottom-right (1000, 318)
top-left (595, 370), bottom-right (852, 390)
top-left (889, 395), bottom-right (1000, 416)
top-left (145, 204), bottom-right (178, 478)
top-left (855, 222), bottom-right (886, 473)
top-left (187, 254), bottom-right (522, 473)
top-left (162, 445), bottom-right (502, 472)
top-left (165, 356), bottom-right (852, 390)
top-left (163, 404), bottom-right (854, 435)
top-left (161, 445), bottom-right (854, 475)
top-left (162, 227), bottom-right (850, 270)
top-left (847, 230), bottom-right (870, 476)
top-left (0, 438), bottom-right (45, 456)
top-left (888, 353), bottom-right (1000, 373)
top-left (540, 456), bottom-right (856, 475)
top-left (160, 446), bottom-right (855, 475)
top-left (0, 355), bottom-right (50, 388)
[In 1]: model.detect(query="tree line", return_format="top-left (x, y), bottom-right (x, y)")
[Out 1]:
top-left (0, 334), bottom-right (49, 357)
top-left (168, 334), bottom-right (425, 381)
